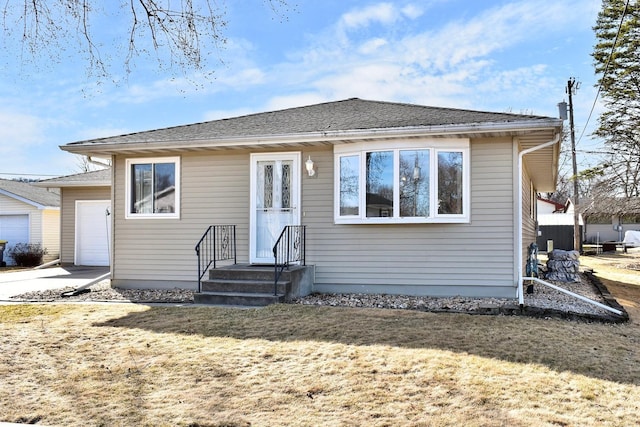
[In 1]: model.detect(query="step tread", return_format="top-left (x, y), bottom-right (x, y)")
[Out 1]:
top-left (202, 278), bottom-right (290, 284)
top-left (196, 291), bottom-right (284, 297)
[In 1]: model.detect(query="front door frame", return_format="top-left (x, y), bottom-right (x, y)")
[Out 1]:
top-left (249, 152), bottom-right (302, 264)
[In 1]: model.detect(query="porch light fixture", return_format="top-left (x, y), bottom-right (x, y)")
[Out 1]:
top-left (305, 156), bottom-right (315, 177)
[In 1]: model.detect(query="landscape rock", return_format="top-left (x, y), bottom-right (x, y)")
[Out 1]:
top-left (7, 271), bottom-right (627, 322)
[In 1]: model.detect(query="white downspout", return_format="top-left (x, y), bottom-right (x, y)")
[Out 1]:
top-left (517, 133), bottom-right (560, 307)
top-left (87, 156), bottom-right (111, 168)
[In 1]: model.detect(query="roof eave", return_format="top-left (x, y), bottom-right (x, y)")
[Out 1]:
top-left (0, 189), bottom-right (53, 209)
top-left (61, 119), bottom-right (563, 156)
top-left (33, 180), bottom-right (111, 188)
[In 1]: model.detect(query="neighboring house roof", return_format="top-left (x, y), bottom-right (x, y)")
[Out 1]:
top-left (538, 197), bottom-right (569, 213)
top-left (580, 197), bottom-right (640, 217)
top-left (36, 168), bottom-right (111, 188)
top-left (60, 98), bottom-right (563, 191)
top-left (0, 178), bottom-right (60, 208)
top-left (537, 198), bottom-right (583, 226)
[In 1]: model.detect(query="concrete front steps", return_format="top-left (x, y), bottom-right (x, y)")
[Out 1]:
top-left (194, 264), bottom-right (314, 307)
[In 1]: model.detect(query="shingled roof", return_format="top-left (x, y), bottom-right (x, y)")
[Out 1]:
top-left (62, 98), bottom-right (561, 154)
top-left (37, 169), bottom-right (111, 188)
top-left (0, 179), bottom-right (60, 208)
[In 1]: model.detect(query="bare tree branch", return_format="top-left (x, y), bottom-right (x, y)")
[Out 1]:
top-left (1, 1), bottom-right (291, 82)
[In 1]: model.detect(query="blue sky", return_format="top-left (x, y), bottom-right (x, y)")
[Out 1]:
top-left (0, 0), bottom-right (603, 179)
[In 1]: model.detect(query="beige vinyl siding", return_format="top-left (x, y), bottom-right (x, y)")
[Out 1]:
top-left (60, 187), bottom-right (111, 264)
top-left (308, 137), bottom-right (516, 297)
top-left (111, 138), bottom-right (519, 297)
top-left (112, 151), bottom-right (252, 287)
top-left (41, 209), bottom-right (60, 262)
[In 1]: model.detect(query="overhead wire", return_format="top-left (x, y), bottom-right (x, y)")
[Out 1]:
top-left (576, 0), bottom-right (631, 146)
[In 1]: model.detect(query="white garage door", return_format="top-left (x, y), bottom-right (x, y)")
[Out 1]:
top-left (0, 214), bottom-right (29, 266)
top-left (76, 200), bottom-right (111, 266)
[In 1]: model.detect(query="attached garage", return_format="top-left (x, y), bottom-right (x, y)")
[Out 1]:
top-left (75, 200), bottom-right (111, 266)
top-left (36, 169), bottom-right (112, 267)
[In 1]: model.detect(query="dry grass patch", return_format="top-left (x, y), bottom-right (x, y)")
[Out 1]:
top-left (580, 251), bottom-right (640, 320)
top-left (1, 301), bottom-right (640, 426)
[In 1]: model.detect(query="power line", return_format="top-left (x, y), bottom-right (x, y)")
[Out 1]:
top-left (576, 0), bottom-right (631, 146)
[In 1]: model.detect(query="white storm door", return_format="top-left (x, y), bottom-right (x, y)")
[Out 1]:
top-left (250, 153), bottom-right (301, 264)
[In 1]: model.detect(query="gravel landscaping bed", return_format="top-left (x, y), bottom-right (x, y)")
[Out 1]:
top-left (294, 271), bottom-right (626, 321)
top-left (10, 280), bottom-right (194, 304)
top-left (7, 270), bottom-right (627, 322)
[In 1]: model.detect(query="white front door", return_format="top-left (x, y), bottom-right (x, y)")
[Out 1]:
top-left (250, 152), bottom-right (301, 264)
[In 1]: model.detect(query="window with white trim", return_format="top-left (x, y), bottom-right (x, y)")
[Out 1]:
top-left (126, 157), bottom-right (180, 219)
top-left (334, 139), bottom-right (469, 224)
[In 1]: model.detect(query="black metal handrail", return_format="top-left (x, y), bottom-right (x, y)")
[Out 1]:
top-left (273, 225), bottom-right (306, 295)
top-left (195, 225), bottom-right (236, 292)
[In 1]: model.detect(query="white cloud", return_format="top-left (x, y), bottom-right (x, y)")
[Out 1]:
top-left (397, 0), bottom-right (581, 74)
top-left (267, 0), bottom-right (595, 114)
top-left (401, 4), bottom-right (424, 20)
top-left (340, 3), bottom-right (399, 30)
top-left (358, 38), bottom-right (388, 54)
top-left (109, 64), bottom-right (266, 105)
top-left (68, 0), bottom-right (596, 121)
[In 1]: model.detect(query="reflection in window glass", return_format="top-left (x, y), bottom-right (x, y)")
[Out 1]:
top-left (132, 164), bottom-right (152, 214)
top-left (153, 163), bottom-right (175, 213)
top-left (335, 145), bottom-right (467, 222)
top-left (281, 163), bottom-right (291, 209)
top-left (366, 151), bottom-right (393, 217)
top-left (263, 163), bottom-right (274, 209)
top-left (131, 162), bottom-right (176, 214)
top-left (399, 150), bottom-right (430, 217)
top-left (340, 155), bottom-right (359, 216)
top-left (438, 151), bottom-right (463, 215)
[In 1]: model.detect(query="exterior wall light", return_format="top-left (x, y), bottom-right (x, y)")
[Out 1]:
top-left (305, 156), bottom-right (315, 177)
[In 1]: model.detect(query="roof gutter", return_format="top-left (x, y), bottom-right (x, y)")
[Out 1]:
top-left (61, 119), bottom-right (562, 155)
top-left (517, 132), bottom-right (560, 307)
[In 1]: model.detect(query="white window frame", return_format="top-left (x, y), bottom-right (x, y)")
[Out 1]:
top-left (334, 139), bottom-right (470, 224)
top-left (125, 156), bottom-right (181, 219)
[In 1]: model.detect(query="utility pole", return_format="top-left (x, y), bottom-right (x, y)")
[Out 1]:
top-left (567, 77), bottom-right (581, 252)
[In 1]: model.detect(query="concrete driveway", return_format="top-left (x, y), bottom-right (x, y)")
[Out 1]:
top-left (0, 266), bottom-right (110, 300)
